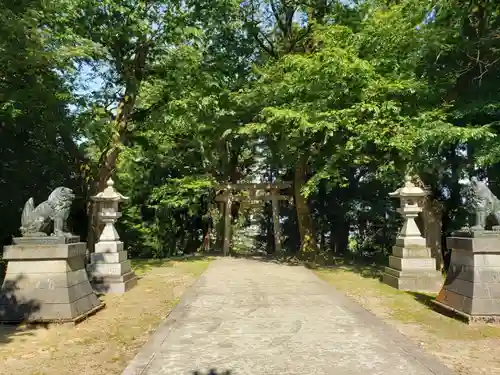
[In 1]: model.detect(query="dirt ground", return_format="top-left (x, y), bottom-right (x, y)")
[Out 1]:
top-left (316, 265), bottom-right (500, 375)
top-left (0, 258), bottom-right (210, 375)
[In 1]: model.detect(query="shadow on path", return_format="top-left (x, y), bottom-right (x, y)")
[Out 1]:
top-left (226, 252), bottom-right (389, 279)
top-left (229, 252), bottom-right (303, 266)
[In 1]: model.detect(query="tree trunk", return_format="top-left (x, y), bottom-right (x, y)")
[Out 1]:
top-left (414, 176), bottom-right (445, 271)
top-left (334, 221), bottom-right (350, 257)
top-left (294, 153), bottom-right (318, 260)
top-left (320, 230), bottom-right (325, 251)
top-left (87, 99), bottom-right (137, 254)
top-left (423, 203), bottom-right (444, 272)
top-left (87, 41), bottom-right (149, 254)
top-left (271, 189), bottom-right (282, 254)
top-left (329, 226), bottom-right (336, 253)
top-left (216, 202), bottom-right (224, 250)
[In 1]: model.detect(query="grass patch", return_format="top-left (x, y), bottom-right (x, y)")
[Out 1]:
top-left (315, 264), bottom-right (500, 375)
top-left (131, 255), bottom-right (213, 276)
top-left (315, 265), bottom-right (500, 340)
top-left (0, 257), bottom-right (211, 375)
top-left (131, 258), bottom-right (175, 276)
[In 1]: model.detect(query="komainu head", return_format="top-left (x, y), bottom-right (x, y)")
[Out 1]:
top-left (48, 187), bottom-right (75, 209)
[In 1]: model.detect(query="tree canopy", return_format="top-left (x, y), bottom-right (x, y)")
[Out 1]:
top-left (1, 0), bottom-right (499, 266)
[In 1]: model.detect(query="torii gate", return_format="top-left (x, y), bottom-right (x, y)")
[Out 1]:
top-left (215, 182), bottom-right (292, 256)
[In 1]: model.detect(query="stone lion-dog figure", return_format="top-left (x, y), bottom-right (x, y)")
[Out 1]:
top-left (469, 177), bottom-right (500, 230)
top-left (20, 187), bottom-right (75, 237)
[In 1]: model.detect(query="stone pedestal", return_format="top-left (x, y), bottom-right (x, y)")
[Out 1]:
top-left (382, 236), bottom-right (443, 293)
top-left (87, 241), bottom-right (137, 294)
top-left (0, 236), bottom-right (104, 323)
top-left (432, 231), bottom-right (500, 323)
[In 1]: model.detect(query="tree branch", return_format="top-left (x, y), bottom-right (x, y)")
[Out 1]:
top-left (254, 32), bottom-right (278, 58)
top-left (270, 1), bottom-right (287, 36)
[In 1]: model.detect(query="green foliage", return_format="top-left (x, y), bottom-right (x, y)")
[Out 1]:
top-left (1, 0), bottom-right (499, 264)
top-left (149, 177), bottom-right (215, 213)
top-left (0, 0), bottom-right (85, 246)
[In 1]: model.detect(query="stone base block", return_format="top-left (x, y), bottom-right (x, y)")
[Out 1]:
top-left (388, 245), bottom-right (437, 271)
top-left (392, 245), bottom-right (432, 259)
top-left (433, 231), bottom-right (500, 322)
top-left (432, 299), bottom-right (500, 324)
top-left (12, 235), bottom-right (80, 246)
top-left (389, 255), bottom-right (437, 271)
top-left (0, 241), bottom-right (104, 323)
top-left (87, 244), bottom-right (137, 294)
top-left (90, 250), bottom-right (128, 264)
top-left (89, 272), bottom-right (138, 294)
top-left (383, 243), bottom-right (442, 293)
top-left (395, 236), bottom-right (426, 248)
top-left (87, 259), bottom-right (132, 276)
top-left (94, 241), bottom-right (124, 253)
top-left (382, 267), bottom-right (443, 293)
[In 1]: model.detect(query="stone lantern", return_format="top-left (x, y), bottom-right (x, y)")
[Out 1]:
top-left (389, 176), bottom-right (427, 246)
top-left (87, 178), bottom-right (137, 294)
top-left (382, 176), bottom-right (442, 293)
top-left (92, 178), bottom-right (128, 242)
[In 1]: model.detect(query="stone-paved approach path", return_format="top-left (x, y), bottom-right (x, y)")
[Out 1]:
top-left (122, 258), bottom-right (455, 375)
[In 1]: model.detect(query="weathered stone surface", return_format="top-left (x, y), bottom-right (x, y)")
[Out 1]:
top-left (448, 232), bottom-right (500, 253)
top-left (453, 230), bottom-right (500, 238)
top-left (94, 241), bottom-right (124, 253)
top-left (12, 235), bottom-right (80, 245)
top-left (8, 269), bottom-right (89, 289)
top-left (435, 290), bottom-right (473, 314)
top-left (0, 240), bottom-right (104, 323)
top-left (392, 246), bottom-right (431, 258)
top-left (90, 272), bottom-right (138, 294)
top-left (466, 177), bottom-right (500, 230)
top-left (88, 179), bottom-right (136, 294)
top-left (5, 258), bottom-right (86, 274)
top-left (87, 260), bottom-right (131, 276)
top-left (395, 236), bottom-right (426, 247)
top-left (0, 279), bottom-right (94, 304)
top-left (87, 246), bottom-right (137, 294)
top-left (383, 178), bottom-right (442, 293)
top-left (383, 267), bottom-right (440, 278)
top-left (19, 187), bottom-right (75, 237)
top-left (389, 254), bottom-right (437, 271)
top-left (122, 258), bottom-right (455, 375)
top-left (384, 245), bottom-right (441, 293)
top-left (383, 268), bottom-right (442, 292)
top-left (4, 241), bottom-right (86, 260)
top-left (91, 250), bottom-right (128, 264)
top-left (435, 232), bottom-right (500, 322)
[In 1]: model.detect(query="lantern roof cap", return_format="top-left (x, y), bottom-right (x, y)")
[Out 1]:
top-left (389, 176), bottom-right (427, 198)
top-left (91, 178), bottom-right (129, 202)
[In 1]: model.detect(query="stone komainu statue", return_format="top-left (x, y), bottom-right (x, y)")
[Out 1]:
top-left (470, 177), bottom-right (500, 230)
top-left (20, 187), bottom-right (75, 237)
